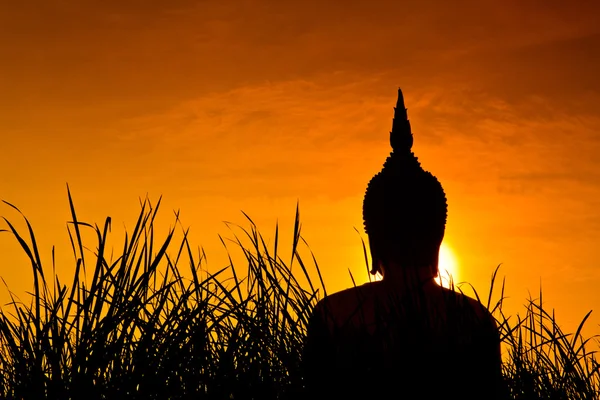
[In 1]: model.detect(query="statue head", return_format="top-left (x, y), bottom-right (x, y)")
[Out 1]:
top-left (363, 88), bottom-right (447, 276)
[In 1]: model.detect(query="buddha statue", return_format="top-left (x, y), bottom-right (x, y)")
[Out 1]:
top-left (302, 89), bottom-right (504, 400)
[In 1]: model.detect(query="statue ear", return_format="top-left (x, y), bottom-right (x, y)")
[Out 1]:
top-left (368, 235), bottom-right (381, 275)
top-left (370, 254), bottom-right (381, 275)
top-left (430, 248), bottom-right (440, 276)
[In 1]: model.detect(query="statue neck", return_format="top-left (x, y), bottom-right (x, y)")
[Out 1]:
top-left (380, 263), bottom-right (437, 290)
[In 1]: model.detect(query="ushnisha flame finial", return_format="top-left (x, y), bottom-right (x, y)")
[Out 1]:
top-left (390, 88), bottom-right (413, 153)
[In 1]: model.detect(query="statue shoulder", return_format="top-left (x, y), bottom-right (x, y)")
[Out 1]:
top-left (436, 287), bottom-right (498, 330)
top-left (310, 282), bottom-right (380, 328)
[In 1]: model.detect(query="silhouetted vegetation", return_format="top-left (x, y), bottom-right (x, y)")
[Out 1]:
top-left (0, 191), bottom-right (598, 399)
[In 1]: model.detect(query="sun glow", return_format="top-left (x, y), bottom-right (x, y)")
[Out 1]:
top-left (435, 242), bottom-right (459, 288)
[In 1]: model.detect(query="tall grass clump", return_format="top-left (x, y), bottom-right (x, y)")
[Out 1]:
top-left (0, 190), bottom-right (599, 399)
top-left (0, 190), bottom-right (323, 399)
top-left (488, 275), bottom-right (600, 399)
top-left (456, 264), bottom-right (600, 399)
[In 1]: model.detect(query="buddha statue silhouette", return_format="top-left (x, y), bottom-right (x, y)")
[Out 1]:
top-left (302, 89), bottom-right (504, 400)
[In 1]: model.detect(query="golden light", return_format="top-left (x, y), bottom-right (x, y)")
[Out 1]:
top-left (435, 242), bottom-right (459, 288)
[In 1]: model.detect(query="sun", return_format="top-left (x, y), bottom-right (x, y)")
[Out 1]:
top-left (435, 242), bottom-right (459, 288)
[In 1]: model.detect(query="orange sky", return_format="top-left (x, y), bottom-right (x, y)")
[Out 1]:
top-left (2, 0), bottom-right (600, 336)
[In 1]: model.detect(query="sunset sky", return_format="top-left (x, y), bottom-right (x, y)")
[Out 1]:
top-left (2, 0), bottom-right (600, 335)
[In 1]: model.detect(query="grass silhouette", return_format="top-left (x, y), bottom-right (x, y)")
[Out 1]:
top-left (0, 189), bottom-right (598, 399)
